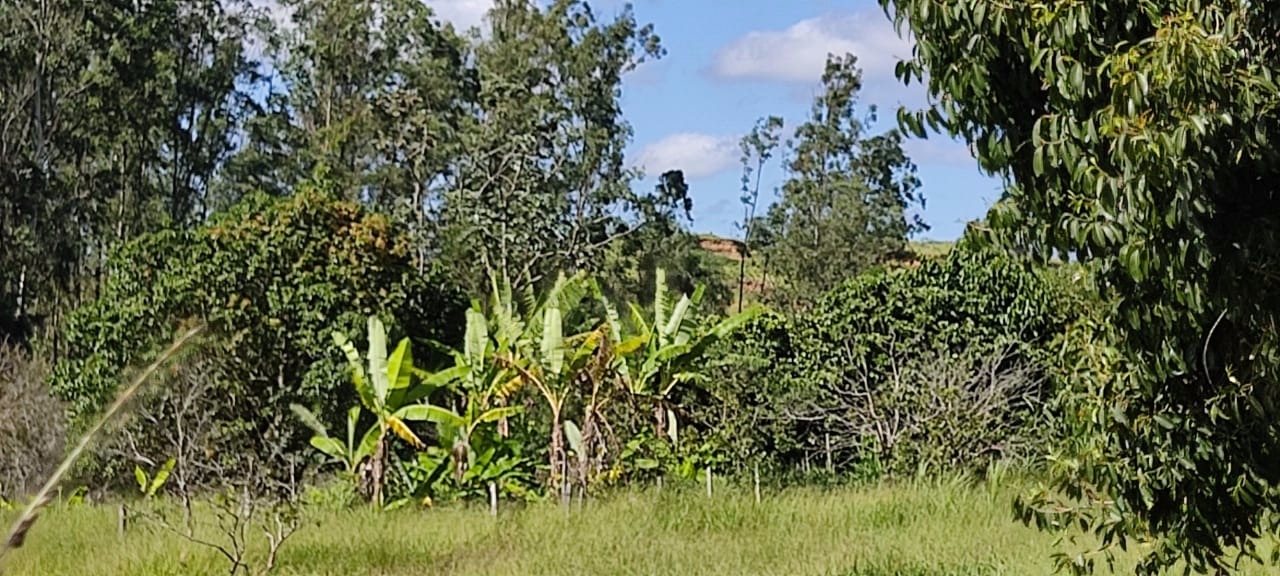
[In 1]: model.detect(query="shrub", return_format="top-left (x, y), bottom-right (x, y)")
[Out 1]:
top-left (707, 245), bottom-right (1081, 478)
top-left (793, 345), bottom-right (1047, 476)
top-left (51, 185), bottom-right (466, 484)
top-left (0, 342), bottom-right (63, 499)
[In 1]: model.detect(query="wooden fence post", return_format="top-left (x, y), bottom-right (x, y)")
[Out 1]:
top-left (753, 463), bottom-right (761, 504)
top-left (825, 433), bottom-right (833, 473)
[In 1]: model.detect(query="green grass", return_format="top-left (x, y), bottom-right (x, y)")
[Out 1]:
top-left (1, 482), bottom-right (1272, 575)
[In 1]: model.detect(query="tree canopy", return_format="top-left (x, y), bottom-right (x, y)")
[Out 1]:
top-left (745, 54), bottom-right (926, 310)
top-left (883, 0), bottom-right (1280, 571)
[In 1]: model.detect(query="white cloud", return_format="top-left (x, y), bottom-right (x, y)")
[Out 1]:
top-left (903, 137), bottom-right (976, 166)
top-left (424, 0), bottom-right (493, 31)
top-left (711, 12), bottom-right (913, 84)
top-left (636, 133), bottom-right (739, 180)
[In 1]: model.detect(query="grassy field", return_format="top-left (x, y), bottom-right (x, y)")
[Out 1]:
top-left (1, 481), bottom-right (1271, 575)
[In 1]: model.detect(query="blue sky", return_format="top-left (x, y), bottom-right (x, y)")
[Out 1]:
top-left (427, 0), bottom-right (1005, 240)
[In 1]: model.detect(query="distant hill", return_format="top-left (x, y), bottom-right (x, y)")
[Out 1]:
top-left (697, 234), bottom-right (745, 261)
top-left (694, 235), bottom-right (956, 310)
top-left (696, 234), bottom-right (955, 265)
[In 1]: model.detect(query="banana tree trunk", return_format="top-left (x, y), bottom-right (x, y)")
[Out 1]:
top-left (549, 406), bottom-right (566, 499)
top-left (497, 397), bottom-right (510, 438)
top-left (579, 408), bottom-right (596, 488)
top-left (653, 401), bottom-right (667, 441)
top-left (370, 434), bottom-right (386, 508)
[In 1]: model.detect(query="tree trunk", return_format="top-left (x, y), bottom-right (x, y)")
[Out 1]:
top-left (737, 253), bottom-right (748, 314)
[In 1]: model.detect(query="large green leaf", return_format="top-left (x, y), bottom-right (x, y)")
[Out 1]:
top-left (615, 335), bottom-right (647, 357)
top-left (310, 436), bottom-right (348, 461)
top-left (394, 404), bottom-right (435, 422)
top-left (661, 370), bottom-right (709, 397)
top-left (627, 302), bottom-right (651, 337)
top-left (385, 338), bottom-right (424, 410)
top-left (421, 405), bottom-right (468, 430)
top-left (464, 308), bottom-right (488, 369)
top-left (592, 280), bottom-right (623, 343)
top-left (475, 406), bottom-right (523, 427)
top-left (664, 294), bottom-right (693, 341)
top-left (388, 338), bottom-right (414, 392)
top-left (346, 406), bottom-right (361, 459)
top-left (653, 267), bottom-right (669, 340)
top-left (366, 316), bottom-right (390, 408)
top-left (563, 419), bottom-right (583, 455)
top-left (356, 425), bottom-right (381, 464)
top-left (683, 306), bottom-right (764, 363)
top-left (289, 403), bottom-right (328, 438)
top-left (412, 365), bottom-right (467, 400)
top-left (334, 331), bottom-right (375, 411)
top-left (542, 306), bottom-right (564, 376)
top-left (709, 306), bottom-right (764, 339)
top-left (567, 327), bottom-right (604, 373)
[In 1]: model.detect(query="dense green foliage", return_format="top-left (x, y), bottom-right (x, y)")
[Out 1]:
top-left (883, 0), bottom-right (1280, 570)
top-left (706, 246), bottom-right (1079, 478)
top-left (0, 0), bottom-right (261, 340)
top-left (0, 0), bottom-right (721, 347)
top-left (51, 187), bottom-right (463, 438)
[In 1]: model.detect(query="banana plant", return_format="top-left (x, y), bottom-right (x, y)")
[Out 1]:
top-left (314, 316), bottom-right (447, 507)
top-left (134, 458), bottom-right (175, 499)
top-left (493, 271), bottom-right (609, 494)
top-left (291, 404), bottom-right (365, 473)
top-left (419, 298), bottom-right (528, 481)
top-left (420, 402), bottom-right (522, 483)
top-left (600, 268), bottom-right (762, 445)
